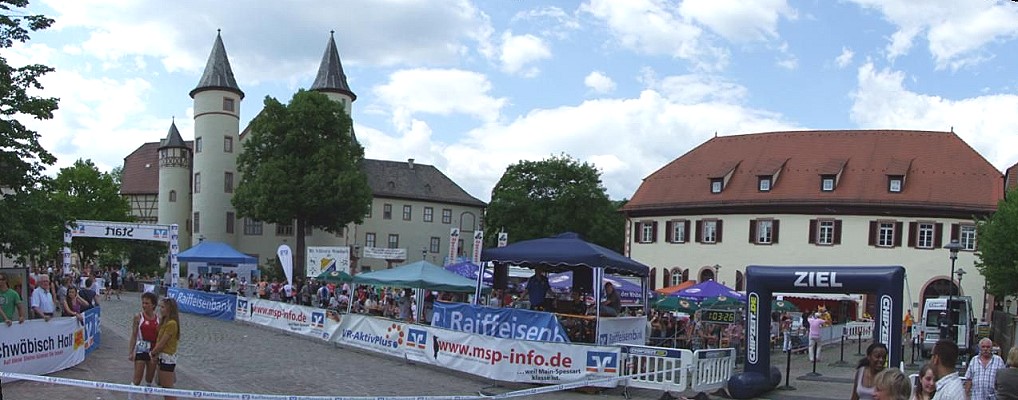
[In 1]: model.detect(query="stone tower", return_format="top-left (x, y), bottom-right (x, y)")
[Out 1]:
top-left (189, 31), bottom-right (244, 246)
top-left (157, 120), bottom-right (192, 247)
top-left (310, 31), bottom-right (356, 114)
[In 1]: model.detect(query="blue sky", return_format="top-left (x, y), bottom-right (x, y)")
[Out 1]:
top-left (9, 0), bottom-right (1018, 201)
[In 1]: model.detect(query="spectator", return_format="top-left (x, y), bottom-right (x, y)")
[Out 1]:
top-left (996, 347), bottom-right (1018, 400)
top-left (913, 363), bottom-right (935, 400)
top-left (600, 282), bottom-right (621, 317)
top-left (30, 275), bottom-right (57, 321)
top-left (526, 267), bottom-right (550, 311)
top-left (966, 338), bottom-right (1006, 400)
top-left (873, 368), bottom-right (911, 400)
top-left (62, 286), bottom-right (89, 322)
top-left (930, 339), bottom-right (964, 400)
top-left (80, 278), bottom-right (100, 310)
top-left (0, 272), bottom-right (26, 326)
top-left (851, 342), bottom-right (888, 400)
top-left (807, 312), bottom-right (829, 362)
top-left (398, 289), bottom-right (413, 321)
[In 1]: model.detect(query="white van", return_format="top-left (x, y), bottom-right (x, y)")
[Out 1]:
top-left (919, 296), bottom-right (976, 357)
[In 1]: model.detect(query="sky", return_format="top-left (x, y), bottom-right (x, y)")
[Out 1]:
top-left (8, 0), bottom-right (1018, 202)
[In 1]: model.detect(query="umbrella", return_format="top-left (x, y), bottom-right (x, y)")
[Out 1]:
top-left (772, 299), bottom-right (799, 313)
top-left (654, 297), bottom-right (700, 314)
top-left (699, 295), bottom-right (745, 310)
top-left (315, 270), bottom-right (353, 284)
top-left (672, 280), bottom-right (745, 301)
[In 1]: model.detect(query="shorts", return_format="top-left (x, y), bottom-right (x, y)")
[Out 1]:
top-left (158, 353), bottom-right (177, 372)
top-left (134, 352), bottom-right (151, 361)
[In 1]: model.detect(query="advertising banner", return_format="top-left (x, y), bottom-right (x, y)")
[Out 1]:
top-left (166, 287), bottom-right (237, 321)
top-left (0, 318), bottom-right (86, 376)
top-left (242, 298), bottom-right (340, 341)
top-left (431, 302), bottom-right (570, 342)
top-left (69, 220), bottom-right (172, 242)
top-left (363, 246), bottom-right (407, 260)
top-left (447, 228), bottom-right (460, 266)
top-left (82, 307), bottom-right (101, 355)
top-left (306, 246), bottom-right (351, 277)
top-left (595, 316), bottom-right (646, 345)
top-left (470, 231), bottom-right (483, 264)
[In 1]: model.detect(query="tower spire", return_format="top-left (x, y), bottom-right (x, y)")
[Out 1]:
top-left (190, 30), bottom-right (245, 99)
top-left (310, 31), bottom-right (356, 100)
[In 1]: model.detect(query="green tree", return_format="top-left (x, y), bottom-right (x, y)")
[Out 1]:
top-left (234, 90), bottom-right (372, 279)
top-left (975, 188), bottom-right (1018, 298)
top-left (51, 159), bottom-right (133, 265)
top-left (0, 0), bottom-right (59, 260)
top-left (485, 154), bottom-right (626, 252)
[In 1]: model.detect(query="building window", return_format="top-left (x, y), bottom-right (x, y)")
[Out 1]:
top-left (383, 204), bottom-right (392, 220)
top-left (224, 172), bottom-right (233, 193)
top-left (388, 234), bottom-right (399, 249)
top-left (193, 212), bottom-right (200, 234)
top-left (816, 220), bottom-right (838, 245)
top-left (223, 97), bottom-right (235, 112)
top-left (878, 222), bottom-right (895, 247)
top-left (194, 173), bottom-right (201, 193)
top-left (226, 212), bottom-right (235, 234)
top-left (224, 136), bottom-right (233, 153)
top-left (244, 218), bottom-right (263, 235)
top-left (666, 220), bottom-right (688, 243)
top-left (429, 237), bottom-right (441, 253)
top-left (169, 190), bottom-right (177, 202)
top-left (758, 177), bottom-right (771, 192)
top-left (637, 221), bottom-right (657, 243)
top-left (424, 207), bottom-right (434, 222)
top-left (403, 205), bottom-right (412, 221)
top-left (365, 203), bottom-right (372, 218)
top-left (960, 225), bottom-right (976, 250)
top-left (700, 220), bottom-right (719, 244)
top-left (275, 221), bottom-right (294, 236)
top-left (710, 179), bottom-right (723, 194)
top-left (365, 233), bottom-right (376, 248)
top-left (750, 219), bottom-right (778, 244)
top-left (821, 175), bottom-right (836, 192)
top-left (442, 209), bottom-right (453, 224)
top-left (917, 223), bottom-right (935, 249)
top-left (888, 176), bottom-right (903, 193)
top-left (195, 137), bottom-right (202, 153)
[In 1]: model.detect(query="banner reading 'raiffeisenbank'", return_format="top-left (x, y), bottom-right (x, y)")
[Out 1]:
top-left (166, 287), bottom-right (237, 321)
top-left (236, 298), bottom-right (341, 341)
top-left (431, 301), bottom-right (570, 342)
top-left (337, 314), bottom-right (619, 386)
top-left (0, 318), bottom-right (86, 377)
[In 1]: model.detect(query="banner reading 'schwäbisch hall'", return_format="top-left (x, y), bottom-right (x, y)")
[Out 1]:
top-left (0, 318), bottom-right (86, 378)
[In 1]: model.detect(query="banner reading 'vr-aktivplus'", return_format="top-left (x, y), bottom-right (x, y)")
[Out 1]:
top-left (0, 318), bottom-right (86, 377)
top-left (236, 298), bottom-right (341, 341)
top-left (166, 287), bottom-right (237, 321)
top-left (431, 301), bottom-right (570, 342)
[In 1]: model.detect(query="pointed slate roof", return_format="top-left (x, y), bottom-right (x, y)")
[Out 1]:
top-left (310, 31), bottom-right (356, 100)
top-left (190, 30), bottom-right (244, 99)
top-left (158, 121), bottom-right (188, 149)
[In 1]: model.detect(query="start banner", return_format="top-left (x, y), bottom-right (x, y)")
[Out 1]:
top-left (237, 298), bottom-right (340, 341)
top-left (0, 317), bottom-right (86, 377)
top-left (166, 287), bottom-right (237, 321)
top-left (431, 301), bottom-right (570, 342)
top-left (336, 314), bottom-right (620, 386)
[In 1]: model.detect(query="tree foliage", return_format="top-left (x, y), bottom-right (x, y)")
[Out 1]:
top-left (485, 154), bottom-right (626, 252)
top-left (0, 0), bottom-right (59, 260)
top-left (51, 159), bottom-right (133, 265)
top-left (975, 188), bottom-right (1018, 298)
top-left (234, 90), bottom-right (372, 279)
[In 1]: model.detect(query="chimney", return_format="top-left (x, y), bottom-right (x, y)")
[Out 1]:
top-left (408, 158), bottom-right (415, 169)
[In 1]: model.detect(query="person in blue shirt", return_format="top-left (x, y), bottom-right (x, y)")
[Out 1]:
top-left (526, 267), bottom-right (550, 311)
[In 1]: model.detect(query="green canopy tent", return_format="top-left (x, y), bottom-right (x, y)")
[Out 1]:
top-left (315, 270), bottom-right (353, 284)
top-left (353, 260), bottom-right (491, 322)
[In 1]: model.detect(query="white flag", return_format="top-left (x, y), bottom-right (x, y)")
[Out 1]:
top-left (277, 244), bottom-right (293, 286)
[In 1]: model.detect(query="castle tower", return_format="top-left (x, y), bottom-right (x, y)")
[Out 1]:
top-left (189, 30), bottom-right (244, 246)
top-left (157, 121), bottom-right (192, 247)
top-left (310, 31), bottom-right (356, 114)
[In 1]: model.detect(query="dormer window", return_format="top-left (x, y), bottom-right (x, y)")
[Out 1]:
top-left (821, 175), bottom-right (836, 192)
top-left (888, 175), bottom-right (903, 193)
top-left (758, 177), bottom-right (771, 192)
top-left (710, 179), bottom-right (723, 194)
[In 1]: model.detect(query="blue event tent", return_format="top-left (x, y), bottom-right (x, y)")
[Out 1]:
top-left (547, 271), bottom-right (648, 303)
top-left (177, 240), bottom-right (257, 264)
top-left (444, 261), bottom-right (493, 283)
top-left (481, 232), bottom-right (649, 277)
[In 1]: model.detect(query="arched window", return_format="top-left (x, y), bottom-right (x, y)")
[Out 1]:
top-left (459, 212), bottom-right (477, 231)
top-left (169, 190), bottom-right (177, 202)
top-left (699, 268), bottom-right (715, 283)
top-left (670, 267), bottom-right (684, 286)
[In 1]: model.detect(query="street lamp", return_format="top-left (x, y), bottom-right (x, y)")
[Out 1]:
top-left (944, 239), bottom-right (962, 308)
top-left (955, 268), bottom-right (967, 293)
top-left (713, 264), bottom-right (721, 281)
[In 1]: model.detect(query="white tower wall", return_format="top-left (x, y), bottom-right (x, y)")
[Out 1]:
top-left (158, 147), bottom-right (192, 247)
top-left (191, 89), bottom-right (242, 246)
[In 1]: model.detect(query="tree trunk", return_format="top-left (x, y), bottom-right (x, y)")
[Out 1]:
top-left (295, 218), bottom-right (306, 282)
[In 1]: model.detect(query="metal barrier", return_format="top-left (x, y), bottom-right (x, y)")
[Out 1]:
top-left (619, 345), bottom-right (694, 393)
top-left (845, 321), bottom-right (874, 339)
top-left (690, 348), bottom-right (737, 392)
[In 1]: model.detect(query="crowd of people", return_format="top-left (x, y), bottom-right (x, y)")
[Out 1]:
top-left (0, 265), bottom-right (132, 325)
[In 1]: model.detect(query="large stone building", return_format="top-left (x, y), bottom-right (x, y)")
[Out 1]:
top-left (621, 130), bottom-right (1007, 320)
top-left (120, 32), bottom-right (485, 274)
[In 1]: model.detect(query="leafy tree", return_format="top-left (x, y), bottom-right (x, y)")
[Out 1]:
top-left (124, 240), bottom-right (166, 278)
top-left (51, 159), bottom-right (133, 266)
top-left (234, 90), bottom-right (372, 279)
top-left (0, 0), bottom-right (59, 260)
top-left (975, 188), bottom-right (1018, 298)
top-left (485, 154), bottom-right (626, 252)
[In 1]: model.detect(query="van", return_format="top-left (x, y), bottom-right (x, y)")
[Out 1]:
top-left (919, 296), bottom-right (976, 357)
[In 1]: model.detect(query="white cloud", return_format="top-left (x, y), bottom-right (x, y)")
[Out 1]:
top-left (776, 56), bottom-right (798, 70)
top-left (850, 62), bottom-right (1018, 170)
top-left (584, 71), bottom-right (616, 94)
top-left (372, 68), bottom-right (508, 132)
top-left (847, 0), bottom-right (1018, 69)
top-left (498, 31), bottom-right (552, 77)
top-left (511, 6), bottom-right (581, 39)
top-left (835, 47), bottom-right (855, 68)
top-left (678, 0), bottom-right (796, 43)
top-left (654, 74), bottom-right (749, 105)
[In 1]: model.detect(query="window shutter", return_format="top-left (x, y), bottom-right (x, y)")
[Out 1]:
top-left (650, 268), bottom-right (657, 290)
top-left (951, 223), bottom-right (960, 242)
top-left (934, 223), bottom-right (943, 248)
top-left (634, 222), bottom-right (641, 243)
top-left (684, 221), bottom-right (691, 242)
top-left (894, 221), bottom-right (904, 247)
top-left (748, 220), bottom-right (757, 243)
top-left (834, 220), bottom-right (843, 244)
top-left (651, 221), bottom-right (658, 243)
top-left (773, 220), bottom-right (780, 244)
top-left (808, 219), bottom-right (817, 244)
top-left (663, 269), bottom-right (670, 287)
top-left (665, 221), bottom-right (674, 242)
top-left (716, 220), bottom-right (724, 243)
top-left (908, 222), bottom-right (918, 248)
top-left (868, 221), bottom-right (877, 246)
top-left (696, 220), bottom-right (703, 243)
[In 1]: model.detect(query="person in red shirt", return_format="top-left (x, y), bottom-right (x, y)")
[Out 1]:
top-left (129, 292), bottom-right (160, 392)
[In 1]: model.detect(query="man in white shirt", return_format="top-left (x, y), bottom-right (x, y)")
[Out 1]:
top-left (30, 275), bottom-right (57, 321)
top-left (965, 338), bottom-right (1006, 400)
top-left (931, 339), bottom-right (965, 400)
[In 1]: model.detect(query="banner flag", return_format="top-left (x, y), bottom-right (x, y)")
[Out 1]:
top-left (166, 287), bottom-right (237, 321)
top-left (446, 228), bottom-right (460, 266)
top-left (497, 232), bottom-right (508, 247)
top-left (277, 244), bottom-right (293, 286)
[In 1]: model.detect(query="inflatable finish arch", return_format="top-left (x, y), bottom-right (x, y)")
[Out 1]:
top-left (728, 265), bottom-right (905, 399)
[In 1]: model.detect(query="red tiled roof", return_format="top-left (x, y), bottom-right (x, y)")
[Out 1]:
top-left (622, 130), bottom-right (1004, 214)
top-left (120, 142), bottom-right (160, 195)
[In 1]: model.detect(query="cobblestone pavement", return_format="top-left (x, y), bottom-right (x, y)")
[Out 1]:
top-left (1, 291), bottom-right (920, 399)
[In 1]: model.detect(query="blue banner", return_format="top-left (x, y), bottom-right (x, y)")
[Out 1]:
top-left (430, 301), bottom-right (570, 342)
top-left (166, 287), bottom-right (237, 321)
top-left (83, 306), bottom-right (101, 355)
